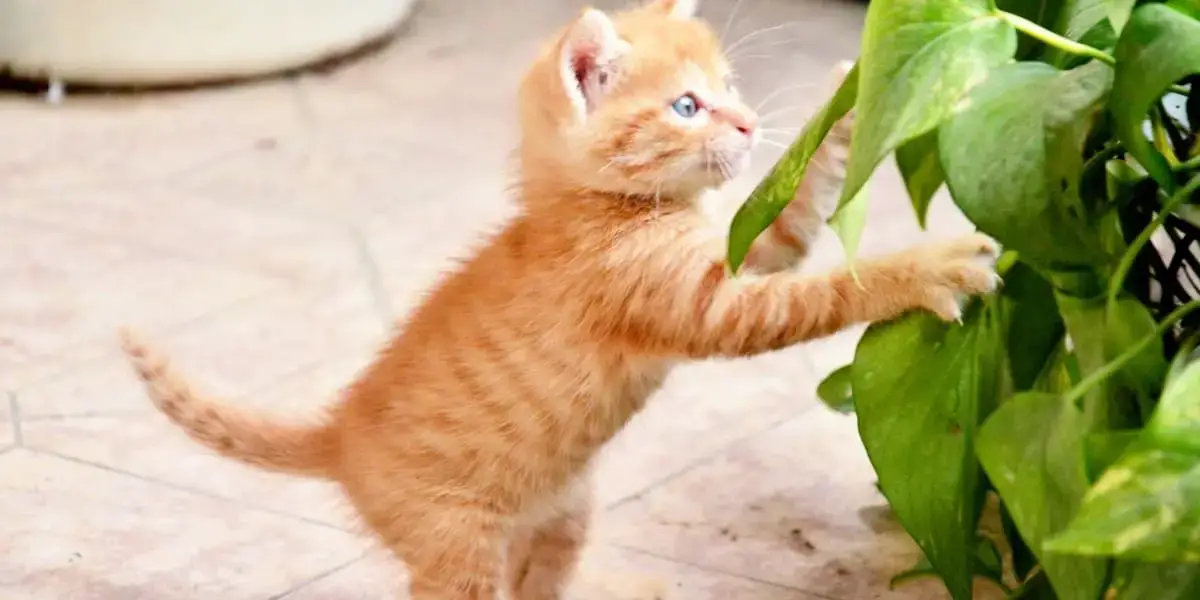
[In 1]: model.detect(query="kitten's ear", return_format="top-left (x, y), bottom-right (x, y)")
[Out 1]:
top-left (646, 0), bottom-right (698, 19)
top-left (559, 9), bottom-right (626, 120)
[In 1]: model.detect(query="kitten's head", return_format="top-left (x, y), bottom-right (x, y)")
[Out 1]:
top-left (519, 0), bottom-right (757, 201)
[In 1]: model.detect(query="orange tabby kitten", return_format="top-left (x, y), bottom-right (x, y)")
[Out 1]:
top-left (120, 0), bottom-right (998, 598)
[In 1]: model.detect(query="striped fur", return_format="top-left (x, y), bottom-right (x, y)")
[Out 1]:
top-left (119, 2), bottom-right (998, 598)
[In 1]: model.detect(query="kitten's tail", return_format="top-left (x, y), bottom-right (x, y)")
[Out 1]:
top-left (118, 329), bottom-right (338, 478)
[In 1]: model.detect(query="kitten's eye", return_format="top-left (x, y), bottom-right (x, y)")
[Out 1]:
top-left (671, 93), bottom-right (701, 118)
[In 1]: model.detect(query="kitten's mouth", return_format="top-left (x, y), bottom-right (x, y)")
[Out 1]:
top-left (701, 151), bottom-right (749, 181)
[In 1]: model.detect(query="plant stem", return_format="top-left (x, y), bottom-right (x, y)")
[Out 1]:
top-left (1176, 154), bottom-right (1200, 173)
top-left (1107, 175), bottom-right (1200, 306)
top-left (1065, 298), bottom-right (1200, 405)
top-left (997, 11), bottom-right (1115, 66)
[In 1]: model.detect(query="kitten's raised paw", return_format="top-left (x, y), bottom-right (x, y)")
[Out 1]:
top-left (906, 233), bottom-right (1002, 322)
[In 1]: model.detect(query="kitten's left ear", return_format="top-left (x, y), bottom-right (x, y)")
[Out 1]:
top-left (559, 9), bottom-right (628, 121)
top-left (647, 0), bottom-right (698, 19)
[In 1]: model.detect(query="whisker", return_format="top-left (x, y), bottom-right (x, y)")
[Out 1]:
top-left (758, 139), bottom-right (790, 151)
top-left (719, 0), bottom-right (750, 44)
top-left (724, 22), bottom-right (800, 58)
top-left (729, 37), bottom-right (805, 59)
top-left (759, 104), bottom-right (817, 123)
top-left (754, 82), bottom-right (820, 112)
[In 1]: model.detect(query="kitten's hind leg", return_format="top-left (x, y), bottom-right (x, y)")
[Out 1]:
top-left (507, 492), bottom-right (590, 600)
top-left (370, 502), bottom-right (509, 600)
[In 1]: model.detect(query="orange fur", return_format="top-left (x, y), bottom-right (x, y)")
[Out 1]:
top-left (119, 1), bottom-right (998, 598)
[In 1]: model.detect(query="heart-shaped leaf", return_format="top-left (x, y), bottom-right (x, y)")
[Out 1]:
top-left (817, 365), bottom-right (855, 414)
top-left (853, 298), bottom-right (1005, 599)
top-left (1108, 561), bottom-right (1200, 599)
top-left (833, 0), bottom-right (1016, 238)
top-left (1046, 363), bottom-right (1200, 560)
top-left (1111, 3), bottom-right (1200, 190)
top-left (976, 391), bottom-right (1108, 599)
top-left (895, 131), bottom-right (945, 227)
top-left (939, 60), bottom-right (1114, 269)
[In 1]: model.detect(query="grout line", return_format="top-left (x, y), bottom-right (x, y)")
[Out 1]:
top-left (608, 543), bottom-right (841, 600)
top-left (11, 283), bottom-right (285, 393)
top-left (267, 553), bottom-right (367, 600)
top-left (604, 402), bottom-right (821, 512)
top-left (20, 409), bottom-right (151, 423)
top-left (347, 224), bottom-right (396, 328)
top-left (8, 391), bottom-right (22, 447)
top-left (28, 448), bottom-right (355, 534)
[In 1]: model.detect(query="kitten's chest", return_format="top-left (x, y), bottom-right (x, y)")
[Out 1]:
top-left (585, 357), bottom-right (673, 440)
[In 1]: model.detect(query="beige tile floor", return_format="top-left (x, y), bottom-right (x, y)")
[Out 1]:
top-left (0, 0), bottom-right (1001, 598)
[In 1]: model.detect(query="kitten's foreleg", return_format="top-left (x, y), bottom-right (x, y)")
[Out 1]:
top-left (604, 233), bottom-right (999, 358)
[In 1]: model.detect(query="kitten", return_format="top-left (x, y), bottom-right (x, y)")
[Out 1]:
top-left (119, 1), bottom-right (998, 598)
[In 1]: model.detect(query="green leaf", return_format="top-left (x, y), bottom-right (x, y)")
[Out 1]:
top-left (1147, 351), bottom-right (1200, 453)
top-left (1041, 0), bottom-right (1118, 68)
top-left (973, 536), bottom-right (1006, 588)
top-left (976, 391), bottom-right (1108, 599)
top-left (854, 300), bottom-right (1004, 599)
top-left (1107, 0), bottom-right (1137, 34)
top-left (996, 0), bottom-right (1065, 59)
top-left (833, 0), bottom-right (1016, 225)
top-left (1002, 261), bottom-right (1066, 391)
top-left (816, 365), bottom-right (855, 414)
top-left (895, 132), bottom-right (944, 228)
top-left (828, 178), bottom-right (871, 266)
top-left (1058, 0), bottom-right (1112, 41)
top-left (940, 60), bottom-right (1114, 269)
top-left (1168, 0), bottom-right (1200, 20)
top-left (889, 555), bottom-right (936, 590)
top-left (725, 64), bottom-right (859, 272)
top-left (1085, 430), bottom-right (1139, 480)
top-left (1046, 363), bottom-right (1200, 560)
top-left (1111, 3), bottom-right (1200, 190)
top-left (1110, 561), bottom-right (1200, 599)
top-left (1104, 296), bottom-right (1169, 420)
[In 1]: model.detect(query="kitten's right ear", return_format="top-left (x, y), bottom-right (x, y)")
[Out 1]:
top-left (559, 9), bottom-right (626, 122)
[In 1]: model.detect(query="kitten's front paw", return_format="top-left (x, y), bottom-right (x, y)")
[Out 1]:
top-left (904, 233), bottom-right (1002, 322)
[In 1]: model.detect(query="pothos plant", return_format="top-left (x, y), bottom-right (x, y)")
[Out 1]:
top-left (726, 0), bottom-right (1200, 598)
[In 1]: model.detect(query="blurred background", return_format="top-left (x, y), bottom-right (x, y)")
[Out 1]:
top-left (0, 0), bottom-right (991, 598)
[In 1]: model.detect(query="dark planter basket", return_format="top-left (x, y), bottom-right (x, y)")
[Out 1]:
top-left (1123, 195), bottom-right (1200, 358)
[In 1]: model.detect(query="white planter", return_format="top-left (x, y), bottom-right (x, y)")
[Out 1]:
top-left (0, 0), bottom-right (417, 86)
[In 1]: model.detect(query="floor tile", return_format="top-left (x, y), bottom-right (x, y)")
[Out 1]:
top-left (0, 395), bottom-right (13, 448)
top-left (592, 348), bottom-right (820, 507)
top-left (19, 349), bottom-right (377, 525)
top-left (279, 553), bottom-right (406, 600)
top-left (0, 81), bottom-right (304, 194)
top-left (569, 544), bottom-right (826, 600)
top-left (0, 449), bottom-right (365, 600)
top-left (598, 408), bottom-right (1002, 599)
top-left (1, 184), bottom-right (362, 285)
top-left (15, 284), bottom-right (383, 417)
top-left (0, 218), bottom-right (278, 388)
top-left (21, 414), bottom-right (355, 528)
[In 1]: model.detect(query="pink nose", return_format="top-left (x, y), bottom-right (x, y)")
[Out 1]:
top-left (717, 108), bottom-right (757, 136)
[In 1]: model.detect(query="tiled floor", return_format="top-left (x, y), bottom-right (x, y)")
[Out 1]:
top-left (0, 0), bottom-right (1000, 598)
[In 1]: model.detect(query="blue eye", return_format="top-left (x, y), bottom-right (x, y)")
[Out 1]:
top-left (671, 94), bottom-right (700, 118)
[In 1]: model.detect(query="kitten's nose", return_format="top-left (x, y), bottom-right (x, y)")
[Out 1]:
top-left (717, 108), bottom-right (757, 137)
